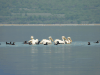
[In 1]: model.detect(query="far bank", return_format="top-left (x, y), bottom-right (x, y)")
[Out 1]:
top-left (0, 24), bottom-right (100, 26)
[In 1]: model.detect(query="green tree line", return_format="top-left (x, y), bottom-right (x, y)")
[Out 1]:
top-left (0, 0), bottom-right (100, 24)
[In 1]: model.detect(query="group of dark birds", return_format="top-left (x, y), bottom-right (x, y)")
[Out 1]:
top-left (23, 41), bottom-right (40, 45)
top-left (88, 41), bottom-right (99, 45)
top-left (5, 41), bottom-right (31, 45)
top-left (24, 41), bottom-right (32, 45)
top-left (0, 41), bottom-right (99, 46)
top-left (6, 42), bottom-right (15, 45)
top-left (5, 41), bottom-right (35, 45)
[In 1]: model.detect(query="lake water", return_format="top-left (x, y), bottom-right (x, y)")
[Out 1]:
top-left (0, 26), bottom-right (100, 75)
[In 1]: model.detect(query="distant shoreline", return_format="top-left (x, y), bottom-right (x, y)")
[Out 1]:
top-left (0, 24), bottom-right (100, 26)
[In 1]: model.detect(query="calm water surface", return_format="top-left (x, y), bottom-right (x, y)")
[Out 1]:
top-left (0, 26), bottom-right (100, 75)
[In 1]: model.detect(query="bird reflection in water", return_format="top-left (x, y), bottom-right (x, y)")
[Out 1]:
top-left (31, 46), bottom-right (38, 53)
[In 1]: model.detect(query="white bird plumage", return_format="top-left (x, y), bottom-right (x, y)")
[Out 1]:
top-left (54, 36), bottom-right (72, 45)
top-left (28, 36), bottom-right (40, 45)
top-left (40, 36), bottom-right (53, 45)
top-left (54, 36), bottom-right (65, 44)
top-left (28, 36), bottom-right (72, 45)
top-left (65, 37), bottom-right (72, 44)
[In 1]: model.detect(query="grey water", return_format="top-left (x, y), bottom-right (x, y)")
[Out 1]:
top-left (0, 26), bottom-right (100, 75)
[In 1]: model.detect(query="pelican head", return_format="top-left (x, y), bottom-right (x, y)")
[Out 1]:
top-left (68, 37), bottom-right (71, 40)
top-left (62, 36), bottom-right (65, 39)
top-left (67, 37), bottom-right (72, 42)
top-left (62, 36), bottom-right (67, 40)
top-left (68, 37), bottom-right (70, 39)
top-left (49, 36), bottom-right (53, 41)
top-left (31, 36), bottom-right (33, 40)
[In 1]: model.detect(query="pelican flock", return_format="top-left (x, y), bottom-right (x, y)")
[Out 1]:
top-left (54, 36), bottom-right (72, 45)
top-left (27, 36), bottom-right (72, 45)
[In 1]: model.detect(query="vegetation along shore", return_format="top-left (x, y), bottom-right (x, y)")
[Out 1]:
top-left (0, 0), bottom-right (100, 24)
top-left (0, 24), bottom-right (100, 26)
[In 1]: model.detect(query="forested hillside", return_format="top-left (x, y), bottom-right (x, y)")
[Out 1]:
top-left (0, 0), bottom-right (100, 24)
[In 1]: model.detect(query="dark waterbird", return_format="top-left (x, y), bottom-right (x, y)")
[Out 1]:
top-left (95, 41), bottom-right (99, 43)
top-left (11, 42), bottom-right (15, 45)
top-left (6, 42), bottom-right (11, 45)
top-left (29, 42), bottom-right (32, 45)
top-left (88, 42), bottom-right (90, 45)
top-left (6, 42), bottom-right (15, 45)
top-left (24, 41), bottom-right (29, 44)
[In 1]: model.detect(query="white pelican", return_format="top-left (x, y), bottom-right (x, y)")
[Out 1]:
top-left (54, 36), bottom-right (66, 45)
top-left (28, 36), bottom-right (40, 45)
top-left (40, 36), bottom-right (53, 45)
top-left (65, 37), bottom-right (72, 44)
top-left (54, 36), bottom-right (72, 45)
top-left (68, 37), bottom-right (72, 42)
